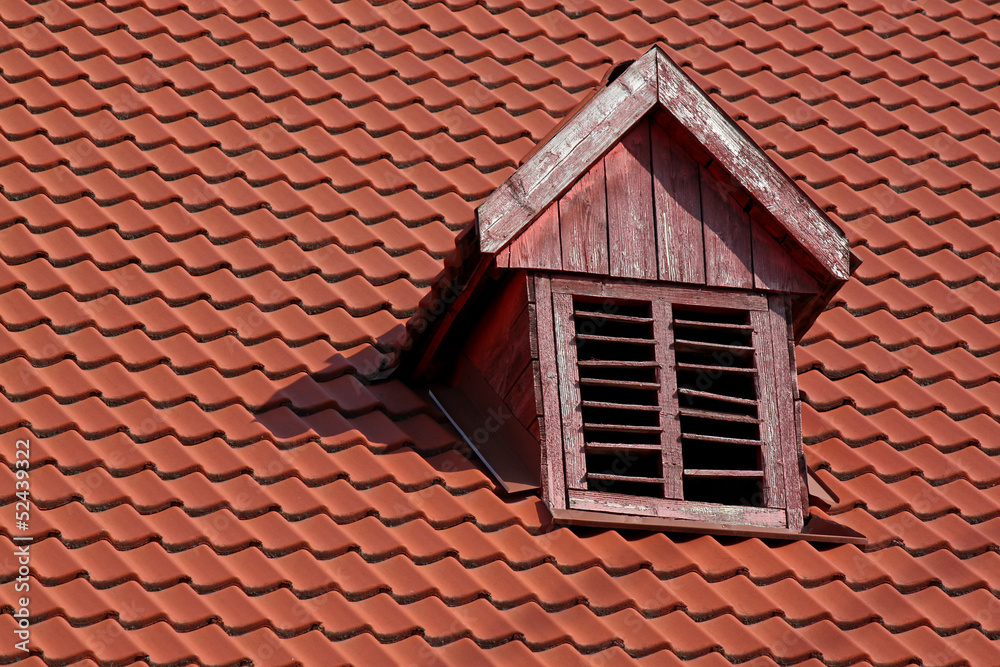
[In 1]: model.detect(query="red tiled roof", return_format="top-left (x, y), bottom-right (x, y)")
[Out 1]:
top-left (2, 0), bottom-right (1000, 664)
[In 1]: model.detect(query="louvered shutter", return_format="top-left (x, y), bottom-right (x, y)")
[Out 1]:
top-left (548, 277), bottom-right (794, 528)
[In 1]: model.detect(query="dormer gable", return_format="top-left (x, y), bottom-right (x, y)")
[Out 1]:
top-left (478, 46), bottom-right (850, 333)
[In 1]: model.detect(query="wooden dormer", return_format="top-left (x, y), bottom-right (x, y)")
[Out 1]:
top-left (424, 47), bottom-right (857, 539)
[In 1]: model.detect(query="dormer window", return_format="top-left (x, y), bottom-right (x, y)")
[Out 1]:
top-left (421, 47), bottom-right (854, 537)
top-left (547, 277), bottom-right (801, 529)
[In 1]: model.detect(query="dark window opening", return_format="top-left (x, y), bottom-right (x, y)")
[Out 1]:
top-left (684, 477), bottom-right (763, 507)
top-left (674, 306), bottom-right (765, 508)
top-left (574, 298), bottom-right (664, 494)
top-left (586, 451), bottom-right (663, 497)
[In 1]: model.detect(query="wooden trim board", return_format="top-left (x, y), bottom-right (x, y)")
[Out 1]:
top-left (478, 48), bottom-right (657, 254)
top-left (549, 507), bottom-right (867, 545)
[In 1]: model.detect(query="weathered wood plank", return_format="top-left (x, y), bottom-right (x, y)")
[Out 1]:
top-left (495, 245), bottom-right (511, 268)
top-left (531, 360), bottom-right (543, 417)
top-left (684, 469), bottom-right (765, 478)
top-left (606, 120), bottom-right (657, 280)
top-left (479, 49), bottom-right (658, 254)
top-left (651, 120), bottom-right (705, 283)
top-left (552, 291), bottom-right (587, 491)
top-left (482, 46), bottom-right (848, 284)
top-left (701, 170), bottom-right (753, 289)
top-left (534, 275), bottom-right (567, 508)
top-left (550, 274), bottom-right (767, 311)
top-left (652, 300), bottom-right (682, 499)
top-left (567, 490), bottom-right (787, 527)
top-left (751, 218), bottom-right (820, 294)
top-left (765, 295), bottom-right (805, 531)
top-left (480, 306), bottom-right (532, 399)
top-left (549, 507), bottom-right (866, 544)
top-left (749, 307), bottom-right (785, 512)
top-left (507, 201), bottom-right (562, 270)
top-left (560, 159), bottom-right (609, 274)
top-left (655, 49), bottom-right (849, 280)
top-left (527, 303), bottom-right (539, 359)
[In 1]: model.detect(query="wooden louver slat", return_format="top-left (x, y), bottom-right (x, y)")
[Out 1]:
top-left (578, 360), bottom-right (660, 368)
top-left (677, 408), bottom-right (760, 423)
top-left (581, 400), bottom-right (662, 411)
top-left (675, 362), bottom-right (756, 375)
top-left (589, 473), bottom-right (665, 484)
top-left (585, 442), bottom-right (663, 452)
top-left (579, 377), bottom-right (660, 390)
top-left (583, 423), bottom-right (663, 433)
top-left (684, 469), bottom-right (765, 478)
top-left (574, 311), bottom-right (655, 324)
top-left (677, 388), bottom-right (758, 406)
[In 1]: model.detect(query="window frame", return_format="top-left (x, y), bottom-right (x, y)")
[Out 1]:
top-left (537, 274), bottom-right (804, 530)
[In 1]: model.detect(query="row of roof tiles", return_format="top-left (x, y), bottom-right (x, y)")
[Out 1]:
top-left (4, 0), bottom-right (999, 58)
top-left (0, 394), bottom-right (450, 450)
top-left (3, 122), bottom-right (1000, 197)
top-left (7, 574), bottom-right (997, 661)
top-left (8, 497), bottom-right (1000, 595)
top-left (3, 615), bottom-right (904, 667)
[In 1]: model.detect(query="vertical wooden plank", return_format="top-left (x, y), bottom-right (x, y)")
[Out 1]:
top-left (751, 218), bottom-right (820, 294)
top-left (701, 170), bottom-right (753, 288)
top-left (749, 307), bottom-right (785, 513)
top-left (793, 394), bottom-right (808, 513)
top-left (651, 121), bottom-right (705, 284)
top-left (560, 160), bottom-right (609, 275)
top-left (606, 121), bottom-right (657, 280)
top-left (652, 300), bottom-right (683, 499)
top-left (531, 360), bottom-right (543, 417)
top-left (505, 361), bottom-right (539, 433)
top-left (496, 246), bottom-right (511, 268)
top-left (552, 291), bottom-right (587, 491)
top-left (534, 275), bottom-right (567, 508)
top-left (766, 295), bottom-right (805, 531)
top-left (527, 303), bottom-right (539, 359)
top-left (507, 202), bottom-right (563, 270)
